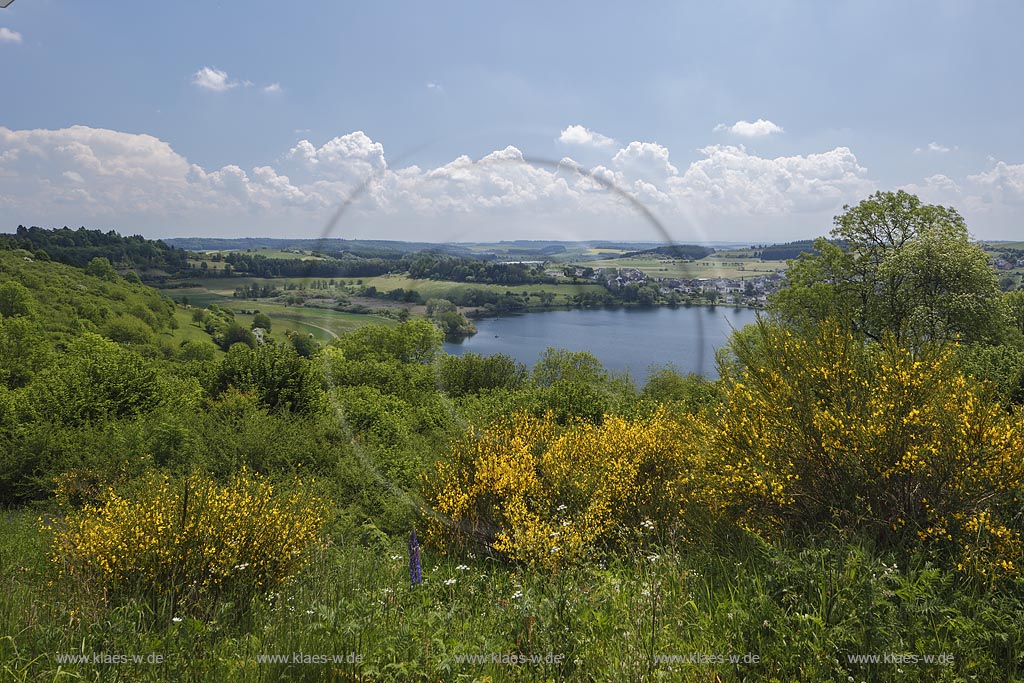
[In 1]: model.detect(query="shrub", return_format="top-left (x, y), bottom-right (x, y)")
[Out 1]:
top-left (955, 342), bottom-right (1024, 405)
top-left (0, 280), bottom-right (35, 318)
top-left (28, 333), bottom-right (159, 426)
top-left (718, 319), bottom-right (1024, 583)
top-left (84, 256), bottom-right (118, 281)
top-left (218, 322), bottom-right (256, 350)
top-left (102, 313), bottom-right (154, 345)
top-left (641, 366), bottom-right (722, 413)
top-left (426, 408), bottom-right (711, 568)
top-left (436, 352), bottom-right (526, 397)
top-left (331, 320), bottom-right (442, 364)
top-left (252, 312), bottom-right (272, 331)
top-left (179, 339), bottom-right (217, 362)
top-left (289, 330), bottom-right (319, 358)
top-left (0, 314), bottom-right (49, 389)
top-left (212, 342), bottom-right (325, 416)
top-left (46, 470), bottom-right (329, 618)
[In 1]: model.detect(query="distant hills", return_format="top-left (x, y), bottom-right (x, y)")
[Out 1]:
top-left (164, 237), bottom-right (478, 258)
top-left (749, 240), bottom-right (823, 260)
top-left (1, 227), bottom-right (835, 282)
top-left (620, 244), bottom-right (715, 260)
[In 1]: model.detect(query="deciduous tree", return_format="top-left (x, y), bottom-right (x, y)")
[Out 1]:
top-left (771, 191), bottom-right (1002, 344)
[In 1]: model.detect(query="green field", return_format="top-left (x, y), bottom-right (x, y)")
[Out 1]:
top-left (357, 273), bottom-right (604, 298)
top-left (247, 303), bottom-right (396, 340)
top-left (584, 255), bottom-right (788, 280)
top-left (168, 274), bottom-right (607, 310)
top-left (165, 283), bottom-right (396, 347)
top-left (982, 241), bottom-right (1024, 251)
top-left (170, 277), bottom-right (359, 298)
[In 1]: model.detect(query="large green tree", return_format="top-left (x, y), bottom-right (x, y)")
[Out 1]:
top-left (772, 191), bottom-right (1003, 344)
top-left (28, 333), bottom-right (160, 426)
top-left (331, 320), bottom-right (443, 365)
top-left (212, 342), bottom-right (325, 416)
top-left (436, 352), bottom-right (526, 397)
top-left (0, 281), bottom-right (34, 318)
top-left (0, 315), bottom-right (50, 389)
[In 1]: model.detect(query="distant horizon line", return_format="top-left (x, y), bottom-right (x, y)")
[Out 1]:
top-left (4, 225), bottom-right (1019, 247)
top-left (160, 235), bottom-right (1021, 245)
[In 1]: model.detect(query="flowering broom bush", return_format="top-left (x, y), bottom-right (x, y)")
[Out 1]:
top-left (46, 470), bottom-right (329, 615)
top-left (426, 407), bottom-right (715, 568)
top-left (718, 319), bottom-right (1024, 583)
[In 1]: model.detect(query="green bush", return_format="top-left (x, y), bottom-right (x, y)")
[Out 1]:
top-left (28, 334), bottom-right (160, 426)
top-left (436, 352), bottom-right (526, 397)
top-left (212, 342), bottom-right (325, 416)
top-left (102, 313), bottom-right (155, 345)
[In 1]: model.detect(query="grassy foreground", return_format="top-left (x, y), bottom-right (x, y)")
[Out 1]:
top-left (2, 510), bottom-right (1022, 682)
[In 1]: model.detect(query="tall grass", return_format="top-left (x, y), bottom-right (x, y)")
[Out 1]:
top-left (2, 509), bottom-right (1022, 682)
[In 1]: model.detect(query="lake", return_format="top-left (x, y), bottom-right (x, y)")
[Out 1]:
top-left (442, 306), bottom-right (761, 382)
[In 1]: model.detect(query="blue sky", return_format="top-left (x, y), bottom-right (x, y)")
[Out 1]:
top-left (1, 0), bottom-right (1022, 243)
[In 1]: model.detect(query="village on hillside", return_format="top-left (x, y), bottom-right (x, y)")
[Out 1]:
top-left (553, 264), bottom-right (788, 307)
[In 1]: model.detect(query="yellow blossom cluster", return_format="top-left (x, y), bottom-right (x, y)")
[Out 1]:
top-left (426, 408), bottom-right (713, 568)
top-left (719, 320), bottom-right (1024, 580)
top-left (45, 470), bottom-right (329, 609)
top-left (956, 510), bottom-right (1022, 584)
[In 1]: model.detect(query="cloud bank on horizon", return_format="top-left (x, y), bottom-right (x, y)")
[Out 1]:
top-left (1, 122), bottom-right (1021, 243)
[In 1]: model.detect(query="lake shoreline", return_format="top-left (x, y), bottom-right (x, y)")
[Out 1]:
top-left (443, 305), bottom-right (761, 382)
top-left (462, 300), bottom-right (767, 321)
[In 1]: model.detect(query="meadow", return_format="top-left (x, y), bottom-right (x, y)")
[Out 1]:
top-left (356, 274), bottom-right (603, 300)
top-left (4, 508), bottom-right (1021, 682)
top-left (168, 284), bottom-right (397, 343)
top-left (580, 255), bottom-right (788, 281)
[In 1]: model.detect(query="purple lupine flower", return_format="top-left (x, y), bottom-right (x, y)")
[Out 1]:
top-left (409, 528), bottom-right (422, 586)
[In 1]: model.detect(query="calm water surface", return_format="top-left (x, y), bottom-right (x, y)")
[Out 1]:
top-left (442, 306), bottom-right (760, 382)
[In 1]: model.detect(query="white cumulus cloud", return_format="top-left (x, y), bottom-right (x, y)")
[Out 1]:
top-left (0, 27), bottom-right (22, 44)
top-left (286, 132), bottom-right (387, 183)
top-left (263, 83), bottom-right (282, 94)
top-left (192, 67), bottom-right (239, 92)
top-left (558, 125), bottom-right (617, 149)
top-left (673, 145), bottom-right (870, 214)
top-left (914, 141), bottom-right (954, 154)
top-left (967, 161), bottom-right (1024, 206)
top-left (714, 119), bottom-right (785, 138)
